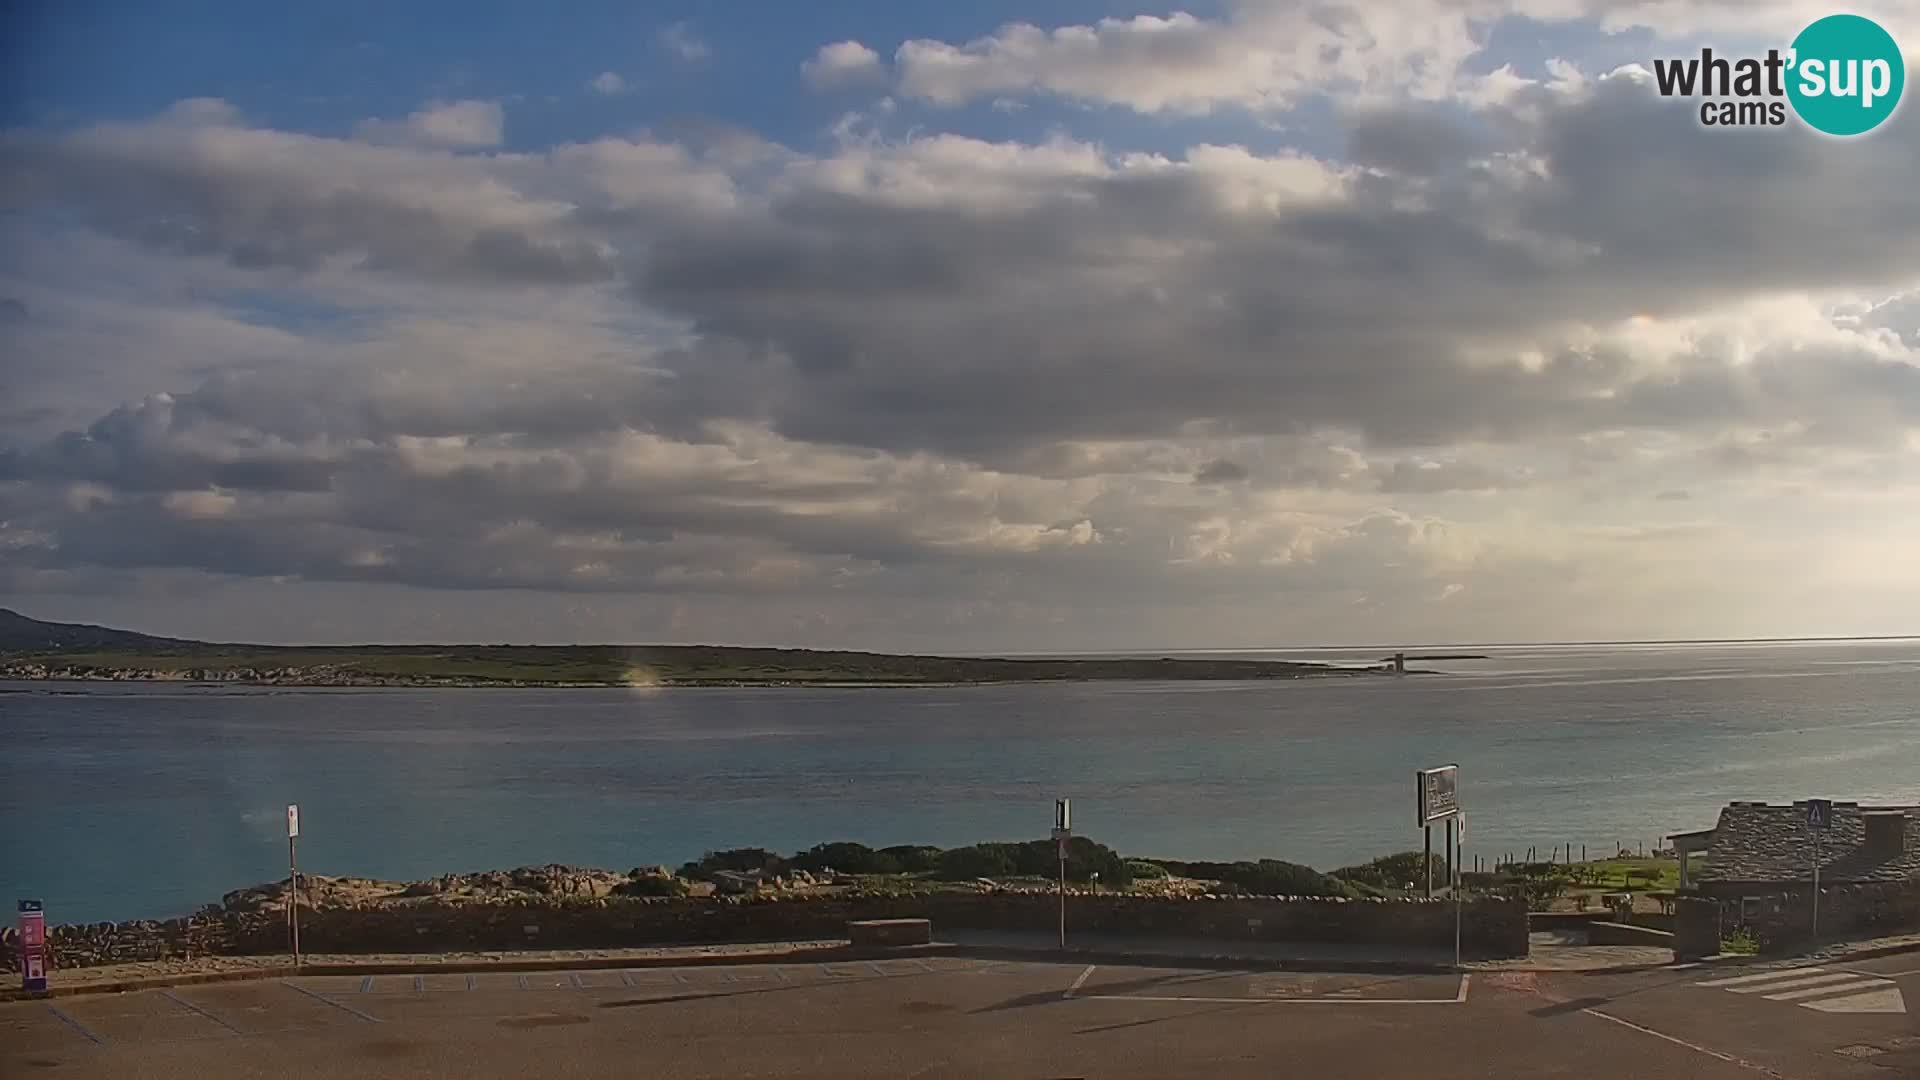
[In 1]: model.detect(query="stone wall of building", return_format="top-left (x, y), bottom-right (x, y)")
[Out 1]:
top-left (1, 891), bottom-right (1528, 971)
top-left (1723, 879), bottom-right (1920, 953)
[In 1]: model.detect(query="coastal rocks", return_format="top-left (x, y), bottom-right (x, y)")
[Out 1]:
top-left (3, 889), bottom-right (1532, 974)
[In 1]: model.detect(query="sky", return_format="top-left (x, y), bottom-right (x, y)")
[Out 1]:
top-left (2, 1), bottom-right (1918, 650)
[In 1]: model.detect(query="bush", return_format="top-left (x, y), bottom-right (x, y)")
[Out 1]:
top-left (879, 845), bottom-right (943, 873)
top-left (679, 847), bottom-right (788, 879)
top-left (933, 837), bottom-right (1132, 886)
top-left (1331, 851), bottom-right (1446, 891)
top-left (1124, 859), bottom-right (1171, 880)
top-left (790, 842), bottom-right (903, 875)
top-left (1152, 858), bottom-right (1347, 897)
top-left (617, 874), bottom-right (689, 898)
top-left (936, 844), bottom-right (1018, 880)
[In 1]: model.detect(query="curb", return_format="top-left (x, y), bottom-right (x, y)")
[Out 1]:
top-left (945, 944), bottom-right (1463, 975)
top-left (0, 943), bottom-right (955, 1002)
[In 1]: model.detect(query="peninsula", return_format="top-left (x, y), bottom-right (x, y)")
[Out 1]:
top-left (0, 609), bottom-right (1396, 687)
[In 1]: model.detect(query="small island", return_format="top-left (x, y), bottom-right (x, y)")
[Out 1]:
top-left (0, 608), bottom-right (1408, 688)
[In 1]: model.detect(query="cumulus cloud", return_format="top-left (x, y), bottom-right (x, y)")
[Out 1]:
top-left (355, 99), bottom-right (505, 148)
top-left (657, 21), bottom-right (709, 63)
top-left (589, 71), bottom-right (626, 96)
top-left (1194, 460), bottom-right (1250, 484)
top-left (884, 2), bottom-right (1920, 114)
top-left (7, 8), bottom-right (1920, 645)
top-left (803, 41), bottom-right (886, 90)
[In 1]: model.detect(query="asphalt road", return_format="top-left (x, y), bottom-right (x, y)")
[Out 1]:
top-left (2, 953), bottom-right (1915, 1078)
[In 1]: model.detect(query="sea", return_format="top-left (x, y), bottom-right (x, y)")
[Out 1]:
top-left (4, 639), bottom-right (1918, 924)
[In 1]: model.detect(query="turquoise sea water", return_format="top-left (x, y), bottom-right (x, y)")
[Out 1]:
top-left (4, 639), bottom-right (1918, 923)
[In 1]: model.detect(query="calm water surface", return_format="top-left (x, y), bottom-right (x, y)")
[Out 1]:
top-left (4, 639), bottom-right (1918, 922)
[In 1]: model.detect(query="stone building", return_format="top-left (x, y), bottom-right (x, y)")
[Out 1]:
top-left (1680, 801), bottom-right (1918, 897)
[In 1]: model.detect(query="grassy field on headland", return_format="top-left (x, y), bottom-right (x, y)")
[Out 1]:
top-left (0, 608), bottom-right (1395, 687)
top-left (0, 644), bottom-right (1394, 687)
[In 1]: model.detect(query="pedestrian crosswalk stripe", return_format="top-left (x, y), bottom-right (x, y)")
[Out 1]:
top-left (1696, 966), bottom-right (1906, 1015)
top-left (1698, 966), bottom-right (1825, 988)
top-left (1727, 972), bottom-right (1862, 994)
top-left (1763, 978), bottom-right (1887, 1001)
top-left (1805, 987), bottom-right (1905, 1014)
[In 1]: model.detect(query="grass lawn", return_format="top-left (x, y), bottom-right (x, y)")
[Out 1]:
top-left (1565, 856), bottom-right (1681, 890)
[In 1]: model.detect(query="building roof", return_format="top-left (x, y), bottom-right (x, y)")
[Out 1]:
top-left (1697, 801), bottom-right (1920, 885)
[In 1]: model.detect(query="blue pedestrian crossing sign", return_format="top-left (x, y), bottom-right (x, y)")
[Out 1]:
top-left (1806, 799), bottom-right (1832, 829)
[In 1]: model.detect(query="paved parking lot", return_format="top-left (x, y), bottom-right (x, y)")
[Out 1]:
top-left (3, 953), bottom-right (1915, 1078)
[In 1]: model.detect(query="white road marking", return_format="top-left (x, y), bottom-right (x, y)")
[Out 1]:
top-left (1697, 966), bottom-right (1825, 988)
top-left (1696, 965), bottom-right (1906, 1015)
top-left (1804, 987), bottom-right (1906, 1014)
top-left (1729, 972), bottom-right (1864, 994)
top-left (1074, 975), bottom-right (1468, 1006)
top-left (1762, 977), bottom-right (1888, 1001)
top-left (1063, 965), bottom-right (1096, 1000)
top-left (1579, 1008), bottom-right (1784, 1077)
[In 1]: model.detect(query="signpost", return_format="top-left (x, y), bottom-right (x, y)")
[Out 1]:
top-left (1052, 799), bottom-right (1072, 949)
top-left (1806, 799), bottom-right (1831, 939)
top-left (18, 900), bottom-right (47, 993)
top-left (1417, 766), bottom-right (1460, 898)
top-left (286, 804), bottom-right (302, 968)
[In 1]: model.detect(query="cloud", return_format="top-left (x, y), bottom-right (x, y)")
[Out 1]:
top-left (803, 41), bottom-right (886, 90)
top-left (1194, 459), bottom-right (1249, 483)
top-left (883, 2), bottom-right (1920, 115)
top-left (657, 21), bottom-right (709, 64)
top-left (355, 99), bottom-right (505, 148)
top-left (7, 37), bottom-right (1920, 646)
top-left (588, 71), bottom-right (626, 96)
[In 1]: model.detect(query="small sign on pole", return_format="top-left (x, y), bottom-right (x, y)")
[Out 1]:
top-left (18, 900), bottom-right (48, 993)
top-left (1806, 799), bottom-right (1830, 939)
top-left (286, 804), bottom-right (302, 967)
top-left (1052, 799), bottom-right (1072, 949)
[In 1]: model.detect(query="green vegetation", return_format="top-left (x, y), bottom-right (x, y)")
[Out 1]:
top-left (1144, 858), bottom-right (1349, 897)
top-left (933, 837), bottom-right (1131, 886)
top-left (618, 873), bottom-right (691, 898)
top-left (1123, 859), bottom-right (1171, 880)
top-left (1563, 856), bottom-right (1681, 891)
top-left (791, 842), bottom-right (904, 875)
top-left (1720, 926), bottom-right (1759, 955)
top-left (1330, 851), bottom-right (1447, 892)
top-left (2, 643), bottom-right (1375, 687)
top-left (0, 608), bottom-right (1391, 687)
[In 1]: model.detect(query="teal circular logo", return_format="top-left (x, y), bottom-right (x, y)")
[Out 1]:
top-left (1786, 15), bottom-right (1904, 136)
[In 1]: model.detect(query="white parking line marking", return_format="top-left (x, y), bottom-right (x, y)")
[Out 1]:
top-left (158, 989), bottom-right (242, 1035)
top-left (1063, 965), bottom-right (1097, 1000)
top-left (284, 982), bottom-right (382, 1023)
top-left (1074, 975), bottom-right (1468, 1006)
top-left (44, 1003), bottom-right (105, 1045)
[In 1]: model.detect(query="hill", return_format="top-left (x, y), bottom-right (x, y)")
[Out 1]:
top-left (0, 609), bottom-right (1385, 687)
top-left (0, 607), bottom-right (199, 652)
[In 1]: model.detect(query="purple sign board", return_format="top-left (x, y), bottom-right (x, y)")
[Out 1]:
top-left (19, 900), bottom-right (47, 993)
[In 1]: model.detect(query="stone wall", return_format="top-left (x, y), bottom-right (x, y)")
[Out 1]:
top-left (2, 891), bottom-right (1529, 971)
top-left (1721, 878), bottom-right (1920, 953)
